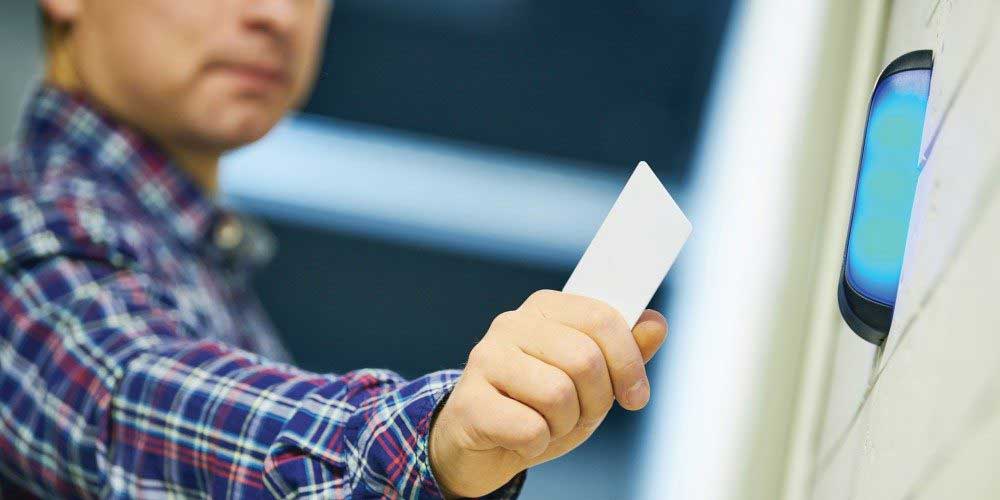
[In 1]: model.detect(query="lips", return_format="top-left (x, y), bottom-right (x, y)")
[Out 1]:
top-left (209, 60), bottom-right (291, 90)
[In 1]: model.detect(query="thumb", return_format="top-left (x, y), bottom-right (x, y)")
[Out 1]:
top-left (633, 309), bottom-right (668, 363)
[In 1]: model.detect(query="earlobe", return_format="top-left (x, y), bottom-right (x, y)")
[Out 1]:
top-left (39, 0), bottom-right (82, 24)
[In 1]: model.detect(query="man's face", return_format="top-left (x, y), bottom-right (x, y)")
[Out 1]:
top-left (56, 0), bottom-right (330, 152)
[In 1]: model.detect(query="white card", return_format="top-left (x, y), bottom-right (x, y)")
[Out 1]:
top-left (563, 162), bottom-right (692, 327)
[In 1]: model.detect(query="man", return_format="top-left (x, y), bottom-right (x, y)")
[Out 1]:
top-left (0, 0), bottom-right (669, 498)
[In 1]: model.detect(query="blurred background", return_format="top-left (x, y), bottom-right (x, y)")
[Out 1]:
top-left (0, 2), bottom-right (732, 498)
top-left (227, 3), bottom-right (733, 498)
top-left (6, 1), bottom-right (1000, 499)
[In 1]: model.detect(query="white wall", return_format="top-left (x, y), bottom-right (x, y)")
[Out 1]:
top-left (786, 1), bottom-right (1000, 498)
top-left (641, 0), bottom-right (1000, 498)
top-left (639, 0), bottom-right (873, 498)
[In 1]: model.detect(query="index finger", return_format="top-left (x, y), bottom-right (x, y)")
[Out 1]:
top-left (520, 290), bottom-right (649, 410)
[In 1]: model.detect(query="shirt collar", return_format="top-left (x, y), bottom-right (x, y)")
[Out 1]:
top-left (22, 84), bottom-right (221, 254)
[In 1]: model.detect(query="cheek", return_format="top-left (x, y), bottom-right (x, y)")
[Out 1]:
top-left (80, 0), bottom-right (217, 110)
top-left (138, 3), bottom-right (218, 92)
top-left (289, 8), bottom-right (331, 105)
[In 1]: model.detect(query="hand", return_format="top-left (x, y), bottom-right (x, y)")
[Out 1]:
top-left (429, 290), bottom-right (668, 498)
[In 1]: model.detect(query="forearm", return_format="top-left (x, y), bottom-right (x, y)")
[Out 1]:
top-left (112, 339), bottom-right (461, 498)
top-left (0, 258), bottom-right (463, 498)
top-left (3, 328), bottom-right (460, 498)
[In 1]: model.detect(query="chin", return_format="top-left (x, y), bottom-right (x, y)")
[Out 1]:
top-left (199, 106), bottom-right (286, 151)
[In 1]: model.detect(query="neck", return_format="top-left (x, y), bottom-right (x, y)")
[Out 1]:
top-left (164, 147), bottom-right (221, 194)
top-left (45, 38), bottom-right (221, 196)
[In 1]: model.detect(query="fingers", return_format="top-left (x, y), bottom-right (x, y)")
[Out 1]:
top-left (633, 309), bottom-right (668, 363)
top-left (461, 375), bottom-right (551, 460)
top-left (522, 290), bottom-right (650, 410)
top-left (496, 312), bottom-right (614, 429)
top-left (475, 341), bottom-right (581, 439)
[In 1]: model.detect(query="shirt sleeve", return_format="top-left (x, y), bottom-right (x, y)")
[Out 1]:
top-left (0, 256), bottom-right (524, 499)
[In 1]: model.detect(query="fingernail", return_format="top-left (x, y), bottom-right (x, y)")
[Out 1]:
top-left (626, 379), bottom-right (649, 408)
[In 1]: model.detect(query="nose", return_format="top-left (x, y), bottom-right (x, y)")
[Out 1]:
top-left (242, 0), bottom-right (298, 36)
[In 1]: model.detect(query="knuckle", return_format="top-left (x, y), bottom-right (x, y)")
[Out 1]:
top-left (519, 415), bottom-right (549, 444)
top-left (466, 342), bottom-right (494, 367)
top-left (542, 375), bottom-right (576, 409)
top-left (566, 341), bottom-right (605, 378)
top-left (526, 289), bottom-right (558, 305)
top-left (587, 306), bottom-right (621, 334)
top-left (490, 310), bottom-right (519, 331)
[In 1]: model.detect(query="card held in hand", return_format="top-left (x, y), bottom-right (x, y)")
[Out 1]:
top-left (563, 161), bottom-right (692, 327)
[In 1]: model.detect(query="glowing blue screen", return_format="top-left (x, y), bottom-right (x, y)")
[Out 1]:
top-left (845, 68), bottom-right (931, 306)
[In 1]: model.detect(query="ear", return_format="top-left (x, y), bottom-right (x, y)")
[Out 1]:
top-left (39, 0), bottom-right (83, 24)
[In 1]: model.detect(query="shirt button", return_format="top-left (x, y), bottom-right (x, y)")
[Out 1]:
top-left (214, 215), bottom-right (245, 251)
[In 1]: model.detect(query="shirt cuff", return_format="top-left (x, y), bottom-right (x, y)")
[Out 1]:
top-left (265, 368), bottom-right (526, 499)
top-left (264, 369), bottom-right (463, 498)
top-left (375, 369), bottom-right (526, 499)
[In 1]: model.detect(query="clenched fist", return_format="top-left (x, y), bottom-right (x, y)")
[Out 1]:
top-left (429, 290), bottom-right (668, 498)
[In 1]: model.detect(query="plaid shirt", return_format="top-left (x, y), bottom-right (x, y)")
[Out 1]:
top-left (0, 86), bottom-right (523, 499)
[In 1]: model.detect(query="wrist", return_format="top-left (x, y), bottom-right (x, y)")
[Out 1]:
top-left (429, 421), bottom-right (459, 499)
top-left (428, 392), bottom-right (462, 499)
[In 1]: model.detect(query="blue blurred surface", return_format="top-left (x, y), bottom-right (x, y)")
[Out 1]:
top-left (224, 115), bottom-right (627, 269)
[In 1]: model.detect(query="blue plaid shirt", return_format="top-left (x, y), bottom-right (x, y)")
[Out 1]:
top-left (0, 86), bottom-right (523, 499)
